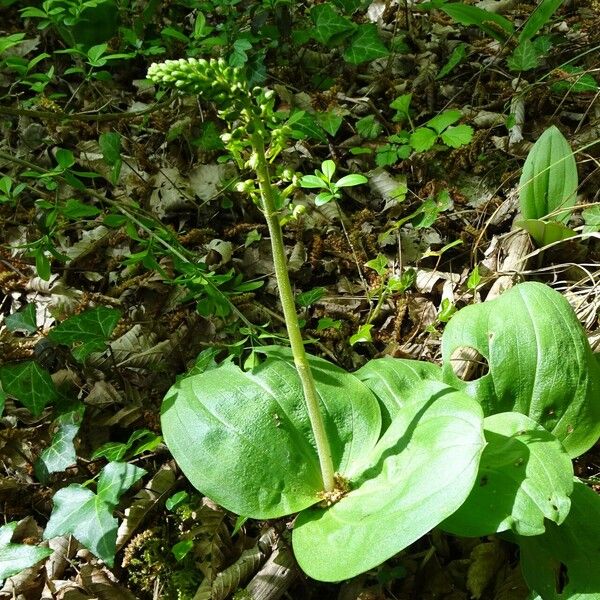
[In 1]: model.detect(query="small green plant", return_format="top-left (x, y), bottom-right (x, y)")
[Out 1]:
top-left (516, 125), bottom-right (578, 246)
top-left (299, 159), bottom-right (367, 206)
top-left (141, 57), bottom-right (600, 595)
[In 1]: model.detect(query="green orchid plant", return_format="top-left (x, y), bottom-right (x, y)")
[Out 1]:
top-left (147, 57), bottom-right (600, 594)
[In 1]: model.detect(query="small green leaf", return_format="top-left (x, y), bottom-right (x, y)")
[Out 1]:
top-left (49, 306), bottom-right (121, 361)
top-left (299, 175), bottom-right (328, 189)
top-left (172, 539), bottom-right (194, 561)
top-left (440, 124), bottom-right (473, 148)
top-left (519, 0), bottom-right (565, 42)
top-left (343, 24), bottom-right (388, 65)
top-left (0, 522), bottom-right (52, 581)
top-left (467, 265), bottom-right (481, 290)
top-left (315, 191), bottom-right (336, 206)
top-left (390, 93), bottom-right (412, 123)
top-left (35, 405), bottom-right (85, 482)
top-left (364, 253), bottom-right (388, 276)
top-left (335, 173), bottom-right (368, 188)
top-left (350, 323), bottom-right (373, 346)
top-left (62, 199), bottom-right (101, 219)
top-left (229, 37), bottom-right (252, 67)
top-left (296, 287), bottom-right (327, 308)
top-left (440, 3), bottom-right (514, 41)
top-left (166, 491), bottom-right (189, 511)
top-left (99, 132), bottom-right (121, 165)
top-left (321, 160), bottom-right (336, 182)
top-left (5, 304), bottom-right (37, 334)
top-left (426, 109), bottom-right (462, 134)
top-left (437, 43), bottom-right (467, 79)
top-left (0, 361), bottom-right (57, 416)
top-left (316, 112), bottom-right (344, 137)
top-left (518, 125), bottom-right (578, 223)
top-left (55, 148), bottom-right (75, 169)
top-left (507, 40), bottom-right (540, 72)
top-left (442, 412), bottom-right (573, 537)
top-left (356, 114), bottom-right (382, 139)
top-left (316, 317), bottom-right (342, 331)
top-left (410, 127), bottom-right (438, 152)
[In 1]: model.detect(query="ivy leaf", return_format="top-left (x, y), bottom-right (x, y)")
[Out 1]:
top-left (0, 522), bottom-right (52, 582)
top-left (296, 287), bottom-right (327, 308)
top-left (5, 303), bottom-right (37, 334)
top-left (44, 462), bottom-right (145, 566)
top-left (311, 3), bottom-right (355, 45)
top-left (316, 111), bottom-right (344, 137)
top-left (0, 361), bottom-right (58, 416)
top-left (410, 127), bottom-right (438, 152)
top-left (440, 124), bottom-right (474, 148)
top-left (35, 405), bottom-right (85, 483)
top-left (389, 93), bottom-right (412, 123)
top-left (507, 40), bottom-right (540, 72)
top-left (48, 306), bottom-right (121, 361)
top-left (229, 37), bottom-right (252, 67)
top-left (343, 24), bottom-right (388, 65)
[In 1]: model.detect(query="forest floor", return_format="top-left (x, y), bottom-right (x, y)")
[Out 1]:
top-left (0, 0), bottom-right (599, 598)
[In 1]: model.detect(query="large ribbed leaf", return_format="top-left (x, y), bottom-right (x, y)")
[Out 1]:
top-left (161, 352), bottom-right (381, 519)
top-left (442, 412), bottom-right (573, 537)
top-left (292, 381), bottom-right (485, 582)
top-left (442, 282), bottom-right (600, 457)
top-left (519, 480), bottom-right (600, 599)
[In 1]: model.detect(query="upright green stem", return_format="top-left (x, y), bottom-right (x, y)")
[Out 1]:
top-left (249, 128), bottom-right (335, 493)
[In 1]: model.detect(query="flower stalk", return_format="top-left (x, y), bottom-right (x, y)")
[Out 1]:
top-left (147, 58), bottom-right (336, 492)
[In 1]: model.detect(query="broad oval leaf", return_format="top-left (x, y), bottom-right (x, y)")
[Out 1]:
top-left (356, 357), bottom-right (442, 430)
top-left (516, 218), bottom-right (576, 247)
top-left (442, 412), bottom-right (573, 537)
top-left (441, 282), bottom-right (600, 457)
top-left (519, 125), bottom-right (578, 223)
top-left (161, 352), bottom-right (381, 519)
top-left (292, 381), bottom-right (485, 582)
top-left (519, 480), bottom-right (600, 599)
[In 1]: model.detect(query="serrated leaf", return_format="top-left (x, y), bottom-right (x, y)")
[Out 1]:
top-left (349, 323), bottom-right (373, 346)
top-left (311, 3), bottom-right (355, 45)
top-left (0, 522), bottom-right (52, 581)
top-left (507, 40), bottom-right (540, 72)
top-left (35, 405), bottom-right (85, 482)
top-left (48, 306), bottom-right (121, 361)
top-left (293, 381), bottom-right (485, 582)
top-left (44, 462), bottom-right (145, 566)
top-left (364, 253), bottom-right (388, 276)
top-left (518, 125), bottom-right (578, 222)
top-left (0, 361), bottom-right (57, 416)
top-left (519, 480), bottom-right (600, 599)
top-left (440, 124), bottom-right (473, 147)
top-left (343, 24), bottom-right (388, 64)
top-left (410, 127), bottom-right (438, 152)
top-left (426, 109), bottom-right (462, 134)
top-left (390, 93), bottom-right (412, 122)
top-left (5, 303), bottom-right (37, 334)
top-left (160, 350), bottom-right (381, 519)
top-left (441, 282), bottom-right (600, 458)
top-left (442, 412), bottom-right (573, 537)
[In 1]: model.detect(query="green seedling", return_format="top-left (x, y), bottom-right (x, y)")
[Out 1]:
top-left (516, 125), bottom-right (578, 246)
top-left (140, 58), bottom-right (600, 594)
top-left (299, 159), bottom-right (367, 206)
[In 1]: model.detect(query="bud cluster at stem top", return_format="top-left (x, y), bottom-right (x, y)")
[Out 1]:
top-left (147, 57), bottom-right (249, 110)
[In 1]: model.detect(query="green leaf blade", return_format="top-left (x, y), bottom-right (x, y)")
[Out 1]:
top-left (0, 361), bottom-right (58, 416)
top-left (293, 381), bottom-right (485, 582)
top-left (0, 522), bottom-right (52, 581)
